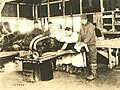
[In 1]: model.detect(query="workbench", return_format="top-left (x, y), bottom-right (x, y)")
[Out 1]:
top-left (96, 39), bottom-right (120, 69)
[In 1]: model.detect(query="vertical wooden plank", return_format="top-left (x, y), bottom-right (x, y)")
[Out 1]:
top-left (62, 0), bottom-right (66, 30)
top-left (17, 3), bottom-right (19, 26)
top-left (70, 0), bottom-right (73, 31)
top-left (100, 0), bottom-right (104, 30)
top-left (116, 48), bottom-right (119, 65)
top-left (100, 0), bottom-right (104, 12)
top-left (35, 4), bottom-right (38, 20)
top-left (47, 0), bottom-right (50, 22)
top-left (112, 11), bottom-right (115, 31)
top-left (32, 4), bottom-right (35, 20)
top-left (108, 48), bottom-right (112, 69)
top-left (80, 0), bottom-right (82, 14)
top-left (39, 2), bottom-right (43, 30)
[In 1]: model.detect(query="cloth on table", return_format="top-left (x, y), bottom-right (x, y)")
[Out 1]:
top-left (56, 52), bottom-right (87, 67)
top-left (71, 53), bottom-right (87, 67)
top-left (57, 54), bottom-right (72, 65)
top-left (74, 43), bottom-right (89, 52)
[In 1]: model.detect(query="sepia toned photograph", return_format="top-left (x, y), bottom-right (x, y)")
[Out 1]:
top-left (0, 0), bottom-right (120, 90)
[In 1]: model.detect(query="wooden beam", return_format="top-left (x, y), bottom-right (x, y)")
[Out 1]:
top-left (47, 0), bottom-right (50, 22)
top-left (70, 0), bottom-right (73, 31)
top-left (32, 4), bottom-right (35, 20)
top-left (17, 3), bottom-right (19, 26)
top-left (80, 0), bottom-right (82, 14)
top-left (35, 4), bottom-right (38, 20)
top-left (100, 0), bottom-right (104, 12)
top-left (62, 0), bottom-right (66, 30)
top-left (41, 0), bottom-right (70, 5)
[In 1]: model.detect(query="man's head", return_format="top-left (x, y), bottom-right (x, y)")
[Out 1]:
top-left (48, 22), bottom-right (53, 29)
top-left (3, 22), bottom-right (10, 29)
top-left (34, 20), bottom-right (39, 28)
top-left (80, 14), bottom-right (88, 25)
top-left (58, 24), bottom-right (62, 29)
top-left (65, 27), bottom-right (72, 36)
top-left (48, 22), bottom-right (54, 33)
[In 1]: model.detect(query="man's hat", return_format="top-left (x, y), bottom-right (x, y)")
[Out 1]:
top-left (34, 20), bottom-right (38, 24)
top-left (48, 21), bottom-right (53, 24)
top-left (65, 27), bottom-right (72, 31)
top-left (80, 14), bottom-right (87, 20)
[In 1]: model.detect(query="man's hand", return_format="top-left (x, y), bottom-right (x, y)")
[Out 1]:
top-left (74, 42), bottom-right (89, 52)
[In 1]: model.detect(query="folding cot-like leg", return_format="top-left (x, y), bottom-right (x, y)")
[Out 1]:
top-left (82, 51), bottom-right (87, 76)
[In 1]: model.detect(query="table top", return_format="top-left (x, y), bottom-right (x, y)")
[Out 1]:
top-left (96, 39), bottom-right (120, 48)
top-left (103, 31), bottom-right (120, 34)
top-left (0, 51), bottom-right (19, 58)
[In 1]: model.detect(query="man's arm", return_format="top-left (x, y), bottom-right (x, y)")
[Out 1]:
top-left (60, 43), bottom-right (68, 51)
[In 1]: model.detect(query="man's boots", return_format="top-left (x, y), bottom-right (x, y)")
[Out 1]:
top-left (86, 64), bottom-right (97, 80)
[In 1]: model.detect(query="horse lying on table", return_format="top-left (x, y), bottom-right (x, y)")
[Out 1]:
top-left (0, 33), bottom-right (88, 82)
top-left (0, 32), bottom-right (88, 71)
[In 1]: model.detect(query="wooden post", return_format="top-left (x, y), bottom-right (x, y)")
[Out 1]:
top-left (39, 2), bottom-right (43, 30)
top-left (100, 0), bottom-right (104, 30)
top-left (17, 3), bottom-right (19, 26)
top-left (70, 0), bottom-right (73, 31)
top-left (112, 11), bottom-right (115, 31)
top-left (47, 0), bottom-right (50, 22)
top-left (62, 0), bottom-right (66, 30)
top-left (32, 4), bottom-right (35, 20)
top-left (116, 48), bottom-right (119, 65)
top-left (80, 0), bottom-right (82, 14)
top-left (100, 0), bottom-right (104, 12)
top-left (35, 4), bottom-right (38, 20)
